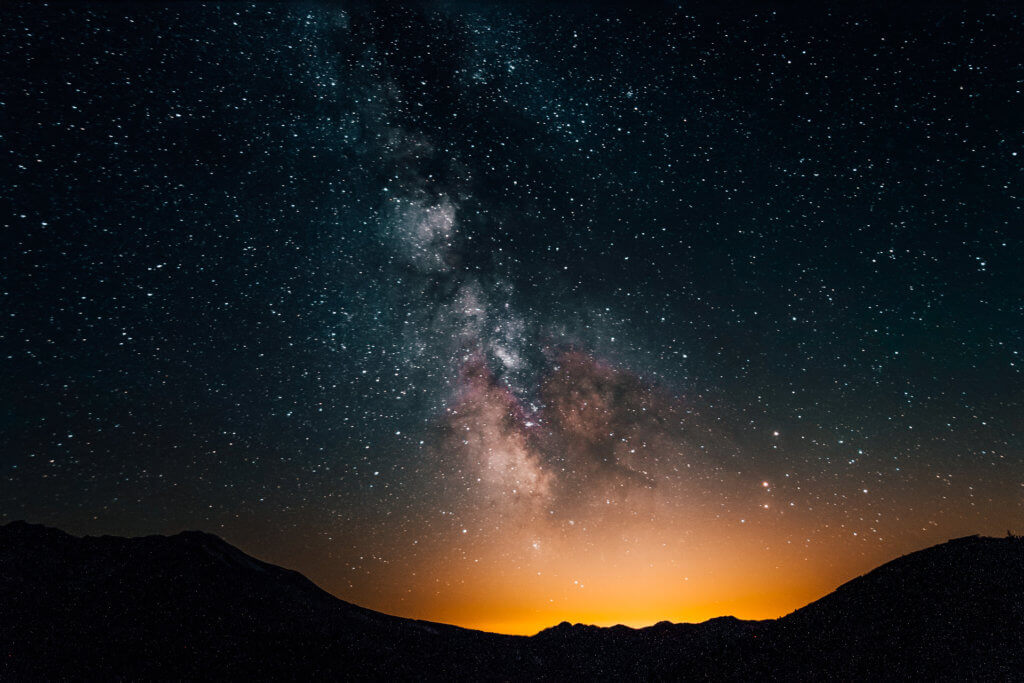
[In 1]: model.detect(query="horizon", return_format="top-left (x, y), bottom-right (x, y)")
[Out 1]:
top-left (2, 1), bottom-right (1020, 640)
top-left (4, 517), bottom-right (1013, 636)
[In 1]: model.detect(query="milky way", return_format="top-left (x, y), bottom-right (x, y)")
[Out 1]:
top-left (2, 1), bottom-right (1021, 633)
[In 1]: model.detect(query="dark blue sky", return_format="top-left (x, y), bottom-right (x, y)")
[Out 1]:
top-left (2, 0), bottom-right (1021, 630)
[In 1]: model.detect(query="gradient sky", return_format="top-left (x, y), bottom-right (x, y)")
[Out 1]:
top-left (2, 1), bottom-right (1021, 634)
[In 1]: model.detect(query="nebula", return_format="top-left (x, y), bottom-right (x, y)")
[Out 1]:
top-left (443, 353), bottom-right (553, 508)
top-left (428, 345), bottom-right (736, 533)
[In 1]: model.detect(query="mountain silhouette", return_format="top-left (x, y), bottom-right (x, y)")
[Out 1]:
top-left (1, 521), bottom-right (1021, 680)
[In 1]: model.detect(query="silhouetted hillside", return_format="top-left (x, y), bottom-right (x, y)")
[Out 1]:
top-left (0, 521), bottom-right (513, 680)
top-left (767, 534), bottom-right (1024, 680)
top-left (2, 521), bottom-right (1021, 681)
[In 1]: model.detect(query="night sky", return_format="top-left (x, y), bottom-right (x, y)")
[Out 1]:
top-left (2, 1), bottom-right (1022, 634)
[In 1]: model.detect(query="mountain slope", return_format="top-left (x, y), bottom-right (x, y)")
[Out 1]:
top-left (1, 521), bottom-right (1021, 681)
top-left (0, 521), bottom-right (512, 680)
top-left (767, 534), bottom-right (1024, 680)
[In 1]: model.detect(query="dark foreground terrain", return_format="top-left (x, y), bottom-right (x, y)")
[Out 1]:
top-left (1, 521), bottom-right (1021, 681)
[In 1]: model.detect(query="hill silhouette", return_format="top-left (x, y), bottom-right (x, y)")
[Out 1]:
top-left (1, 521), bottom-right (1021, 680)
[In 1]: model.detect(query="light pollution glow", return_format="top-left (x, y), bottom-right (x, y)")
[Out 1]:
top-left (295, 350), bottom-right (1014, 635)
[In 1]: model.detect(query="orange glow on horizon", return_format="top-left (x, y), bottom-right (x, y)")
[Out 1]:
top-left (284, 352), bottom-right (1022, 639)
top-left (381, 541), bottom-right (836, 635)
top-left (307, 506), bottom-right (1014, 637)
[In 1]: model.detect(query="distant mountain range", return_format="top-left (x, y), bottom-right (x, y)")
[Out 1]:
top-left (2, 521), bottom-right (1021, 680)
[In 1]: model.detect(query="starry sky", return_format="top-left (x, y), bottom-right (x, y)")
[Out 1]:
top-left (2, 1), bottom-right (1022, 634)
